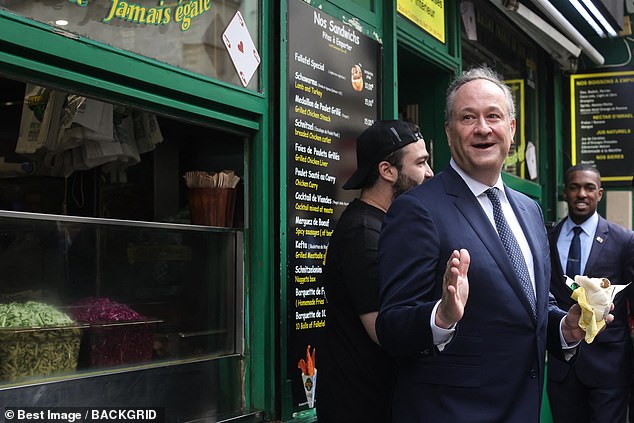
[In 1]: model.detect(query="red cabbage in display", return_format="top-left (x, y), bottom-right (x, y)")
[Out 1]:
top-left (70, 297), bottom-right (154, 367)
top-left (70, 297), bottom-right (144, 322)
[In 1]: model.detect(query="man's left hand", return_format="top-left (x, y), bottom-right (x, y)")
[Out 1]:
top-left (562, 303), bottom-right (614, 344)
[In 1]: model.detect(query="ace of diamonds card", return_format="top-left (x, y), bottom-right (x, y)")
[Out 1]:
top-left (222, 11), bottom-right (261, 87)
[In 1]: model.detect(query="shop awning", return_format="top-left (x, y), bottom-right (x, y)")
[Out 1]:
top-left (475, 0), bottom-right (628, 71)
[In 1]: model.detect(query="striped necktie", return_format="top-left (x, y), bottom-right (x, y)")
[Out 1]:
top-left (486, 188), bottom-right (536, 315)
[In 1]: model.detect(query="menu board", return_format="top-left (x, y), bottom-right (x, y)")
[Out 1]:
top-left (570, 71), bottom-right (634, 182)
top-left (286, 0), bottom-right (380, 410)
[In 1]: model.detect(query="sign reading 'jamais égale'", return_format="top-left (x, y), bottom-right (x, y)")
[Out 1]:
top-left (286, 0), bottom-right (380, 410)
top-left (571, 71), bottom-right (634, 183)
top-left (68, 0), bottom-right (211, 31)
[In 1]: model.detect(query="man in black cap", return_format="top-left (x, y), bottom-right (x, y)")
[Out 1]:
top-left (316, 120), bottom-right (434, 422)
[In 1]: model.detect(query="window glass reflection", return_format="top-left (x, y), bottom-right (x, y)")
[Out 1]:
top-left (0, 0), bottom-right (261, 90)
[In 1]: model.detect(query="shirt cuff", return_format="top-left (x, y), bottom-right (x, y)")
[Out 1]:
top-left (431, 300), bottom-right (456, 351)
top-left (559, 317), bottom-right (580, 361)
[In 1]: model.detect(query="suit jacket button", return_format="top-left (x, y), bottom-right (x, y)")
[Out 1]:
top-left (529, 369), bottom-right (537, 378)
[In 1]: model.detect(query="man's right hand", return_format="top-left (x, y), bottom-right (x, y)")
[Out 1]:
top-left (436, 249), bottom-right (470, 329)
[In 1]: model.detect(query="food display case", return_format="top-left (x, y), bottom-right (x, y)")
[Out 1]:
top-left (0, 210), bottom-right (243, 369)
top-left (0, 210), bottom-right (246, 420)
top-left (0, 73), bottom-right (248, 419)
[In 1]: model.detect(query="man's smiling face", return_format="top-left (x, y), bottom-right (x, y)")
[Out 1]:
top-left (445, 78), bottom-right (516, 186)
top-left (564, 169), bottom-right (603, 224)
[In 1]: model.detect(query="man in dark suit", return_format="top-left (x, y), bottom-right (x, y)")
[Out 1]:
top-left (317, 120), bottom-right (434, 423)
top-left (547, 164), bottom-right (634, 423)
top-left (377, 66), bottom-right (595, 422)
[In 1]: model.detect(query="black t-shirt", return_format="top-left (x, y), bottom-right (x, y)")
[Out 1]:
top-left (316, 199), bottom-right (395, 423)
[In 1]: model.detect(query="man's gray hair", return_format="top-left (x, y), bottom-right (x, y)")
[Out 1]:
top-left (444, 66), bottom-right (516, 123)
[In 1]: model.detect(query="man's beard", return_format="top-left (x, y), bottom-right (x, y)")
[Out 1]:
top-left (392, 172), bottom-right (420, 199)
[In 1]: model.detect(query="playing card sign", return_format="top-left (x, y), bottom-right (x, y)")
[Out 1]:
top-left (222, 11), bottom-right (261, 87)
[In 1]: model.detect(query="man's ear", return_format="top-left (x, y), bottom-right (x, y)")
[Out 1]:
top-left (378, 161), bottom-right (397, 183)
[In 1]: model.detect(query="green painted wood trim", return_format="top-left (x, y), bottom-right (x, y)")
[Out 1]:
top-left (434, 3), bottom-right (461, 171)
top-left (246, 116), bottom-right (276, 418)
top-left (243, 0), bottom-right (276, 420)
top-left (426, 72), bottom-right (454, 172)
top-left (540, 65), bottom-right (564, 222)
top-left (553, 70), bottom-right (565, 220)
top-left (330, 0), bottom-right (380, 28)
top-left (397, 25), bottom-right (461, 73)
top-left (395, 1), bottom-right (462, 74)
top-left (502, 172), bottom-right (542, 199)
top-left (382, 0), bottom-right (398, 118)
top-left (0, 49), bottom-right (260, 131)
top-left (394, 0), bottom-right (461, 170)
top-left (279, 0), bottom-right (293, 420)
top-left (537, 64), bottom-right (551, 218)
top-left (446, 1), bottom-right (462, 67)
top-left (541, 363), bottom-right (554, 422)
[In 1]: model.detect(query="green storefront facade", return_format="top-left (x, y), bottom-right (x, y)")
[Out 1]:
top-left (0, 1), bottom-right (632, 422)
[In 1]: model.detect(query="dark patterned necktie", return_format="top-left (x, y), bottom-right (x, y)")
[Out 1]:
top-left (566, 226), bottom-right (583, 277)
top-left (486, 188), bottom-right (536, 315)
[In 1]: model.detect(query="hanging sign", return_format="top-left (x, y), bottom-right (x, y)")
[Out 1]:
top-left (570, 71), bottom-right (634, 183)
top-left (397, 0), bottom-right (445, 43)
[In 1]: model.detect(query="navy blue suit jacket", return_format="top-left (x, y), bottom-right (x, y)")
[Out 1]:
top-left (548, 216), bottom-right (634, 387)
top-left (377, 167), bottom-right (566, 423)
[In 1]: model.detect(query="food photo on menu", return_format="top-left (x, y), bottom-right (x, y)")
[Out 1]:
top-left (351, 64), bottom-right (363, 92)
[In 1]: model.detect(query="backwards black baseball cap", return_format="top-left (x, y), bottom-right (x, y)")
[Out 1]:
top-left (343, 120), bottom-right (423, 190)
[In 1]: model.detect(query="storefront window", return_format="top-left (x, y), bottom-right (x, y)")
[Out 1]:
top-left (0, 0), bottom-right (261, 91)
top-left (0, 74), bottom-right (245, 384)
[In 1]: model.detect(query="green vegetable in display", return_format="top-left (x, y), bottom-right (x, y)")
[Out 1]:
top-left (0, 301), bottom-right (75, 328)
top-left (0, 301), bottom-right (80, 381)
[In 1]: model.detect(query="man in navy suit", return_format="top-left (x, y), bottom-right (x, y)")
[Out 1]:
top-left (377, 67), bottom-right (596, 422)
top-left (547, 164), bottom-right (634, 423)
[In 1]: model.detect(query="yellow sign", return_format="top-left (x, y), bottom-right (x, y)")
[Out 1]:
top-left (397, 0), bottom-right (445, 43)
top-left (503, 79), bottom-right (526, 179)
